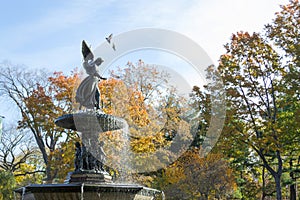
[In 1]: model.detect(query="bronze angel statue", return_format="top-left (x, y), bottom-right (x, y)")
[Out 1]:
top-left (75, 40), bottom-right (106, 110)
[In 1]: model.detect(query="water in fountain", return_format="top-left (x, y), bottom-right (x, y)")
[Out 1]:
top-left (117, 120), bottom-right (132, 183)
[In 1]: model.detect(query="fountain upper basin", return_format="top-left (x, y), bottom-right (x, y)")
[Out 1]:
top-left (55, 112), bottom-right (127, 132)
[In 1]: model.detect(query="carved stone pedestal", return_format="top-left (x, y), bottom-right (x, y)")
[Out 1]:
top-left (68, 171), bottom-right (113, 184)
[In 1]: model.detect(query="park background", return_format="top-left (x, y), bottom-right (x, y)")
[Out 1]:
top-left (0, 0), bottom-right (299, 199)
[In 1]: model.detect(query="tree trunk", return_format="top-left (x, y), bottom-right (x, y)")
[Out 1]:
top-left (274, 174), bottom-right (282, 200)
top-left (289, 159), bottom-right (296, 200)
top-left (44, 150), bottom-right (55, 183)
top-left (274, 149), bottom-right (283, 200)
top-left (289, 184), bottom-right (296, 200)
top-left (261, 165), bottom-right (266, 200)
top-left (45, 165), bottom-right (52, 183)
top-left (33, 129), bottom-right (53, 182)
top-left (258, 149), bottom-right (283, 200)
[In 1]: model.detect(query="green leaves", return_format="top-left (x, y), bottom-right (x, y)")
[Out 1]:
top-left (0, 171), bottom-right (15, 200)
top-left (217, 2), bottom-right (300, 199)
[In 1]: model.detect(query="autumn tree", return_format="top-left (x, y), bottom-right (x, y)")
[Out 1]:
top-left (98, 59), bottom-right (233, 199)
top-left (153, 149), bottom-right (236, 199)
top-left (219, 31), bottom-right (283, 199)
top-left (191, 69), bottom-right (263, 199)
top-left (218, 1), bottom-right (300, 197)
top-left (265, 1), bottom-right (300, 199)
top-left (98, 60), bottom-right (193, 180)
top-left (0, 63), bottom-right (79, 182)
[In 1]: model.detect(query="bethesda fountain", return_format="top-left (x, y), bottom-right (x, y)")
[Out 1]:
top-left (15, 40), bottom-right (162, 200)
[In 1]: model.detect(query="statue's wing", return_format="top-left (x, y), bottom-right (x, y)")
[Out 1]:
top-left (82, 40), bottom-right (94, 60)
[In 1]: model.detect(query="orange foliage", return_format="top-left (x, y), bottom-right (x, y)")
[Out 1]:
top-left (20, 70), bottom-right (79, 182)
top-left (159, 149), bottom-right (237, 199)
top-left (48, 71), bottom-right (79, 102)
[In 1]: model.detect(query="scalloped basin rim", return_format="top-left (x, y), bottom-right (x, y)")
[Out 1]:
top-left (55, 112), bottom-right (127, 132)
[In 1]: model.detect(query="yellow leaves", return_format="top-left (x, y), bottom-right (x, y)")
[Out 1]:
top-left (130, 131), bottom-right (169, 154)
top-left (100, 77), bottom-right (151, 127)
top-left (231, 31), bottom-right (251, 48)
top-left (14, 163), bottom-right (41, 185)
top-left (128, 105), bottom-right (150, 127)
top-left (99, 78), bottom-right (128, 115)
top-left (97, 62), bottom-right (197, 179)
top-left (48, 140), bottom-right (76, 182)
top-left (156, 150), bottom-right (237, 198)
top-left (131, 136), bottom-right (156, 153)
top-left (164, 164), bottom-right (185, 184)
top-left (222, 54), bottom-right (232, 60)
top-left (235, 75), bottom-right (243, 80)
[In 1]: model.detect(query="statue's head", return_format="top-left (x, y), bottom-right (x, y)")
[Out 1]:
top-left (94, 57), bottom-right (104, 66)
top-left (84, 53), bottom-right (94, 61)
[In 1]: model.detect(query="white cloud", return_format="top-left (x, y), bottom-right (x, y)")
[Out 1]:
top-left (116, 0), bottom-right (289, 63)
top-left (169, 0), bottom-right (289, 62)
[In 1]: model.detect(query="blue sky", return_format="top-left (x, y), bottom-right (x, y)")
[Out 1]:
top-left (0, 0), bottom-right (289, 122)
top-left (0, 0), bottom-right (289, 72)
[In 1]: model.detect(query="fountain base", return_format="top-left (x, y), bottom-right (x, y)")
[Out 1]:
top-left (15, 112), bottom-right (163, 199)
top-left (15, 183), bottom-right (161, 200)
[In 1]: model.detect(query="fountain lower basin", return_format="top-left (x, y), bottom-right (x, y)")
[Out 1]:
top-left (15, 183), bottom-right (161, 200)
